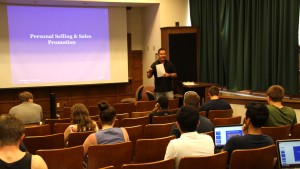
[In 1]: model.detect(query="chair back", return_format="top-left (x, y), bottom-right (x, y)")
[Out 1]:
top-left (52, 123), bottom-right (71, 134)
top-left (63, 107), bottom-right (71, 118)
top-left (262, 125), bottom-right (291, 143)
top-left (131, 111), bottom-right (151, 118)
top-left (152, 114), bottom-right (176, 124)
top-left (208, 109), bottom-right (233, 121)
top-left (229, 144), bottom-right (276, 169)
top-left (99, 166), bottom-right (116, 169)
top-left (144, 123), bottom-right (175, 139)
top-left (168, 98), bottom-right (179, 109)
top-left (213, 116), bottom-right (242, 126)
top-left (290, 123), bottom-right (300, 139)
top-left (116, 113), bottom-right (130, 121)
top-left (135, 85), bottom-right (145, 101)
top-left (135, 100), bottom-right (157, 112)
top-left (134, 135), bottom-right (175, 163)
top-left (90, 115), bottom-right (100, 121)
top-left (120, 116), bottom-right (149, 127)
top-left (36, 145), bottom-right (84, 169)
top-left (23, 133), bottom-right (65, 154)
top-left (179, 151), bottom-right (228, 169)
top-left (141, 86), bottom-right (155, 101)
top-left (24, 124), bottom-right (51, 136)
top-left (88, 106), bottom-right (99, 116)
top-left (122, 159), bottom-right (175, 169)
top-left (146, 91), bottom-right (156, 101)
top-left (124, 125), bottom-right (144, 159)
top-left (169, 108), bottom-right (179, 114)
top-left (87, 141), bottom-right (132, 169)
top-left (68, 131), bottom-right (94, 147)
top-left (45, 118), bottom-right (71, 133)
top-left (199, 111), bottom-right (206, 117)
top-left (113, 102), bottom-right (135, 117)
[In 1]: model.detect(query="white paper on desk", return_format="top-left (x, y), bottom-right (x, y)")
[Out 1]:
top-left (183, 82), bottom-right (196, 85)
top-left (156, 64), bottom-right (166, 77)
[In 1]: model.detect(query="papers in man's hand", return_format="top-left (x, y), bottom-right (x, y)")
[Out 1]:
top-left (156, 64), bottom-right (166, 77)
top-left (183, 82), bottom-right (196, 85)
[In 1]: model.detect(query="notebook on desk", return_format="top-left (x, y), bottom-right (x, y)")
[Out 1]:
top-left (277, 139), bottom-right (300, 169)
top-left (214, 125), bottom-right (243, 151)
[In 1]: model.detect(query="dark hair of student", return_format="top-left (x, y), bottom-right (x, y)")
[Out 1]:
top-left (176, 105), bottom-right (199, 133)
top-left (98, 101), bottom-right (116, 125)
top-left (245, 102), bottom-right (269, 128)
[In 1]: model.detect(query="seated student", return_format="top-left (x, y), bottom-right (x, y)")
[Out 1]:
top-left (223, 102), bottom-right (274, 158)
top-left (200, 86), bottom-right (232, 117)
top-left (0, 114), bottom-right (48, 169)
top-left (165, 105), bottom-right (214, 169)
top-left (148, 95), bottom-right (177, 124)
top-left (264, 85), bottom-right (297, 126)
top-left (83, 101), bottom-right (129, 156)
top-left (171, 91), bottom-right (214, 138)
top-left (64, 103), bottom-right (99, 144)
top-left (9, 91), bottom-right (43, 125)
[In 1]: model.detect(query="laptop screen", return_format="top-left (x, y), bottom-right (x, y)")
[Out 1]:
top-left (214, 125), bottom-right (243, 147)
top-left (277, 139), bottom-right (300, 168)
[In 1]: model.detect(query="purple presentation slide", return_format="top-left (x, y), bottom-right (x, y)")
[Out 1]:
top-left (7, 6), bottom-right (110, 85)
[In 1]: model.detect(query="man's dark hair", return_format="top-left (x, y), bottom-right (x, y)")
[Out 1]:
top-left (245, 102), bottom-right (269, 128)
top-left (176, 105), bottom-right (199, 132)
top-left (267, 85), bottom-right (284, 102)
top-left (157, 95), bottom-right (169, 110)
top-left (0, 114), bottom-right (24, 146)
top-left (158, 48), bottom-right (166, 54)
top-left (208, 86), bottom-right (219, 96)
top-left (183, 91), bottom-right (200, 107)
top-left (19, 91), bottom-right (33, 102)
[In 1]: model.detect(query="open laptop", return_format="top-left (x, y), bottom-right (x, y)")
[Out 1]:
top-left (214, 125), bottom-right (243, 151)
top-left (277, 139), bottom-right (300, 168)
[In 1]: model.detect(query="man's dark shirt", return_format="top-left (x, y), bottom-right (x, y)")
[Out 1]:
top-left (150, 60), bottom-right (176, 92)
top-left (200, 99), bottom-right (232, 117)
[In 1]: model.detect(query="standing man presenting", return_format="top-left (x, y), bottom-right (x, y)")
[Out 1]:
top-left (147, 48), bottom-right (177, 99)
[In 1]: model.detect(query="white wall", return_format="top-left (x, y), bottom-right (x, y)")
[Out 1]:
top-left (140, 0), bottom-right (190, 86)
top-left (159, 0), bottom-right (191, 28)
top-left (141, 4), bottom-right (160, 86)
top-left (127, 8), bottom-right (143, 50)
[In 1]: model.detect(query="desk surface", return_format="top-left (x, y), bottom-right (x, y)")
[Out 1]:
top-left (182, 82), bottom-right (216, 88)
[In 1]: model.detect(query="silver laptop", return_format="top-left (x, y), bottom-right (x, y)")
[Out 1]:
top-left (214, 125), bottom-right (243, 149)
top-left (277, 139), bottom-right (300, 169)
